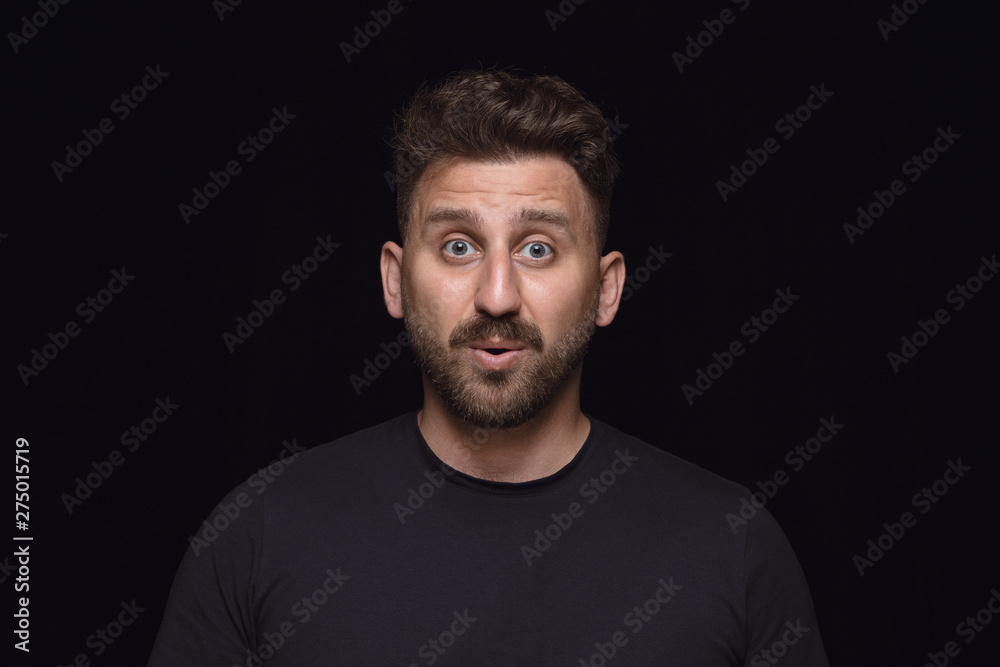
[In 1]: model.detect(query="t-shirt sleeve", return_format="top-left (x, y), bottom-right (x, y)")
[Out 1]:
top-left (146, 484), bottom-right (262, 667)
top-left (742, 507), bottom-right (829, 667)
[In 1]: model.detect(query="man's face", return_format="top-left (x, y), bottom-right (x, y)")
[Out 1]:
top-left (398, 156), bottom-right (603, 429)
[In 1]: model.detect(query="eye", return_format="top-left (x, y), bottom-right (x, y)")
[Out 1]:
top-left (443, 239), bottom-right (474, 256)
top-left (521, 241), bottom-right (553, 259)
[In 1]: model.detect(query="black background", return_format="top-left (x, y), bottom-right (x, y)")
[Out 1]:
top-left (4, 0), bottom-right (997, 665)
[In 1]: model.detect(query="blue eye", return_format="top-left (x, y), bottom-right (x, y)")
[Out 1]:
top-left (522, 242), bottom-right (553, 259)
top-left (444, 240), bottom-right (473, 256)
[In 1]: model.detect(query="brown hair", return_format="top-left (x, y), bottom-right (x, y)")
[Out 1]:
top-left (390, 69), bottom-right (621, 250)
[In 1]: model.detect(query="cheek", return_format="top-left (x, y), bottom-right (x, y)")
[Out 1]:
top-left (408, 269), bottom-right (472, 331)
top-left (522, 269), bottom-right (597, 333)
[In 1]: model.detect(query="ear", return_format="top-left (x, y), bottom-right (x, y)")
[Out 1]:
top-left (380, 241), bottom-right (404, 320)
top-left (596, 250), bottom-right (625, 327)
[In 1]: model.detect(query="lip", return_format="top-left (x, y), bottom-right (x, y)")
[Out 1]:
top-left (466, 340), bottom-right (528, 370)
top-left (468, 339), bottom-right (526, 352)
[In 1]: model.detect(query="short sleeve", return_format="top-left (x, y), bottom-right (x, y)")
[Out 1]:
top-left (742, 507), bottom-right (829, 666)
top-left (146, 484), bottom-right (262, 666)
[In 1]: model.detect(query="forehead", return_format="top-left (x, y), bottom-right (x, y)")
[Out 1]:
top-left (410, 156), bottom-right (594, 240)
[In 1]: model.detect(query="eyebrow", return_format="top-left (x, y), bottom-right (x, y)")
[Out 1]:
top-left (423, 206), bottom-right (573, 232)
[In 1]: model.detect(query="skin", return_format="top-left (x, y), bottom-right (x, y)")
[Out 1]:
top-left (380, 155), bottom-right (626, 482)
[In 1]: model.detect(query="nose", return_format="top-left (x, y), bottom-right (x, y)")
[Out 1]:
top-left (473, 250), bottom-right (522, 318)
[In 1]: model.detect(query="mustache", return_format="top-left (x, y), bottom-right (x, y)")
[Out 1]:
top-left (449, 315), bottom-right (544, 350)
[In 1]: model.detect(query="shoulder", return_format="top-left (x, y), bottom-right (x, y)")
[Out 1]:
top-left (261, 411), bottom-right (417, 489)
top-left (201, 412), bottom-right (417, 528)
top-left (293, 411), bottom-right (414, 464)
top-left (588, 416), bottom-right (751, 511)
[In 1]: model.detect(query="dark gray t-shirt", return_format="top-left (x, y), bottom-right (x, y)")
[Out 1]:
top-left (147, 412), bottom-right (828, 666)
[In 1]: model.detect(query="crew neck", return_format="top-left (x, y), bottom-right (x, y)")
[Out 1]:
top-left (407, 411), bottom-right (601, 497)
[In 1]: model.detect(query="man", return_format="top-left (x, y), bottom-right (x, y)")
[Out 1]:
top-left (148, 69), bottom-right (829, 666)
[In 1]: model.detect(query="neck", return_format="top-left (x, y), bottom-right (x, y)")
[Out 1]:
top-left (416, 367), bottom-right (590, 483)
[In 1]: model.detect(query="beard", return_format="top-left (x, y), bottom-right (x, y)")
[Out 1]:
top-left (401, 281), bottom-right (600, 430)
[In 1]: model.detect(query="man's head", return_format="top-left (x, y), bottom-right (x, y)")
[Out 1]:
top-left (381, 70), bottom-right (625, 430)
top-left (390, 69), bottom-right (620, 251)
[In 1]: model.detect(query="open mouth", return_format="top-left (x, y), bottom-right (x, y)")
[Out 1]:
top-left (467, 343), bottom-right (528, 370)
